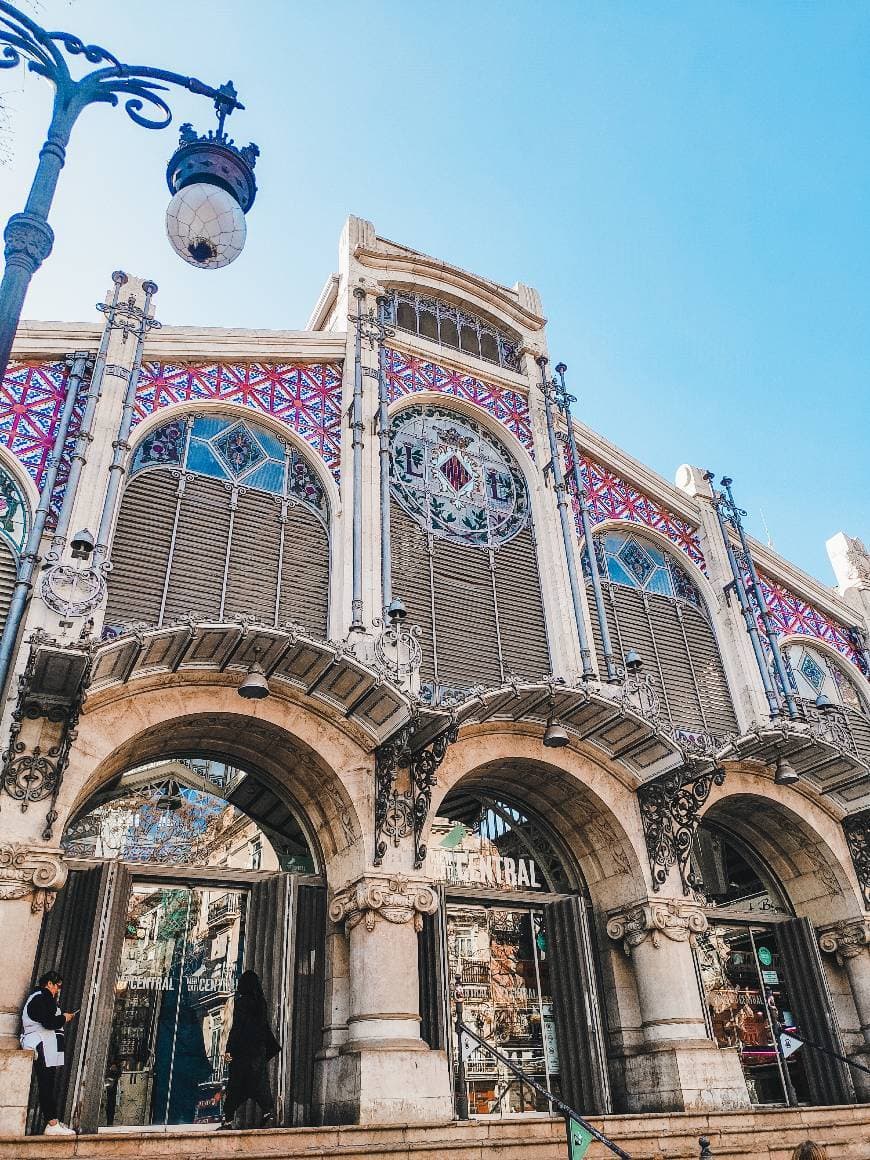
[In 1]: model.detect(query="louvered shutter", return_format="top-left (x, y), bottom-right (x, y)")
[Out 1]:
top-left (493, 524), bottom-right (551, 681)
top-left (432, 537), bottom-right (502, 687)
top-left (162, 475), bottom-right (232, 621)
top-left (0, 539), bottom-right (17, 635)
top-left (845, 707), bottom-right (870, 766)
top-left (278, 506), bottom-right (329, 636)
top-left (104, 471), bottom-right (179, 629)
top-left (223, 489), bottom-right (282, 623)
top-left (597, 583), bottom-right (737, 737)
top-left (390, 504), bottom-right (435, 681)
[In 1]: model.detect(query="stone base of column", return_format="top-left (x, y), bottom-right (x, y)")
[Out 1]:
top-left (315, 1044), bottom-right (453, 1125)
top-left (620, 1040), bottom-right (750, 1112)
top-left (0, 1038), bottom-right (32, 1134)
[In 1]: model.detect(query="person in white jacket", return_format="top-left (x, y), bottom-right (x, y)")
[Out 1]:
top-left (20, 971), bottom-right (76, 1136)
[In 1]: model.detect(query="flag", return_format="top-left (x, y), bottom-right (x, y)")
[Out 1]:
top-left (780, 1033), bottom-right (803, 1059)
top-left (566, 1115), bottom-right (594, 1159)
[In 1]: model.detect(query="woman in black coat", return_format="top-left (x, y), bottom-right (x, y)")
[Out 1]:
top-left (219, 970), bottom-right (280, 1129)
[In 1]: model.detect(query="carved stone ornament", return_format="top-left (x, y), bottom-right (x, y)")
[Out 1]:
top-left (0, 842), bottom-right (67, 911)
top-left (329, 875), bottom-right (438, 935)
top-left (607, 899), bottom-right (709, 956)
top-left (818, 919), bottom-right (870, 966)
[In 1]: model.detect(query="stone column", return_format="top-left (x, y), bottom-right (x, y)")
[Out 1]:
top-left (0, 843), bottom-right (66, 1133)
top-left (318, 874), bottom-right (452, 1124)
top-left (819, 918), bottom-right (870, 1100)
top-left (607, 898), bottom-right (749, 1111)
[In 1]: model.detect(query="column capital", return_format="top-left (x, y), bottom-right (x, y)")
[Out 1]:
top-left (819, 918), bottom-right (870, 965)
top-left (0, 842), bottom-right (66, 912)
top-left (329, 874), bottom-right (437, 935)
top-left (607, 898), bottom-right (708, 956)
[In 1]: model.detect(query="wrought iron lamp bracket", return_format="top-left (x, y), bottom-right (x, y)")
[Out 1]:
top-left (842, 809), bottom-right (870, 910)
top-left (637, 763), bottom-right (726, 895)
top-left (373, 716), bottom-right (459, 869)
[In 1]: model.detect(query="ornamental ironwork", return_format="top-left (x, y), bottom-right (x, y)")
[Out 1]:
top-left (842, 810), bottom-right (870, 909)
top-left (384, 290), bottom-right (520, 373)
top-left (637, 765), bottom-right (726, 895)
top-left (374, 717), bottom-right (459, 869)
top-left (0, 461), bottom-right (27, 553)
top-left (390, 404), bottom-right (530, 548)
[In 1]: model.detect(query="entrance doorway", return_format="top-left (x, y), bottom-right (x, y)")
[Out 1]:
top-left (421, 790), bottom-right (612, 1118)
top-left (29, 757), bottom-right (326, 1134)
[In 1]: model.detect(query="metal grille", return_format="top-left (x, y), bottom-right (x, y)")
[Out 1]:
top-left (384, 290), bottom-right (520, 372)
top-left (594, 583), bottom-right (738, 738)
top-left (106, 469), bottom-right (329, 636)
top-left (390, 500), bottom-right (550, 694)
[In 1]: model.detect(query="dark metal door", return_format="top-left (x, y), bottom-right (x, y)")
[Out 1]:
top-left (418, 885), bottom-right (448, 1051)
top-left (777, 916), bottom-right (855, 1106)
top-left (546, 895), bottom-right (612, 1115)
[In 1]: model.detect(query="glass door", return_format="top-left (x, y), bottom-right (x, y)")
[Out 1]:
top-left (100, 882), bottom-right (247, 1128)
top-left (446, 902), bottom-right (560, 1115)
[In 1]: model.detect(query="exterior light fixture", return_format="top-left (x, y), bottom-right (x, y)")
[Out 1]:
top-left (387, 597), bottom-right (407, 623)
top-left (165, 88), bottom-right (259, 271)
top-left (814, 693), bottom-right (834, 712)
top-left (624, 648), bottom-right (643, 674)
top-left (70, 528), bottom-right (95, 560)
top-left (543, 718), bottom-right (569, 748)
top-left (773, 755), bottom-right (799, 786)
top-left (238, 647), bottom-right (270, 700)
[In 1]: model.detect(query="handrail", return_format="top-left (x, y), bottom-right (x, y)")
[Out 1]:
top-left (453, 999), bottom-right (632, 1159)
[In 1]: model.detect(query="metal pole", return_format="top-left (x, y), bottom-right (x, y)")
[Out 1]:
top-left (376, 295), bottom-right (392, 621)
top-left (0, 348), bottom-right (90, 697)
top-left (349, 287), bottom-right (366, 631)
top-left (453, 980), bottom-right (469, 1121)
top-left (705, 473), bottom-right (781, 718)
top-left (538, 357), bottom-right (595, 680)
top-left (0, 1), bottom-right (247, 384)
top-left (848, 627), bottom-right (870, 680)
top-left (92, 281), bottom-right (159, 569)
top-left (554, 362), bottom-right (616, 681)
top-left (720, 477), bottom-right (798, 719)
top-left (48, 271), bottom-right (128, 561)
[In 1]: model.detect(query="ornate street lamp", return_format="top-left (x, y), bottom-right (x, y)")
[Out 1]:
top-left (0, 2), bottom-right (259, 382)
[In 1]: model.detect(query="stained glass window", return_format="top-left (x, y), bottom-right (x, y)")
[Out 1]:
top-left (586, 529), bottom-right (704, 611)
top-left (784, 642), bottom-right (866, 714)
top-left (129, 414), bottom-right (328, 523)
top-left (0, 463), bottom-right (28, 554)
top-left (389, 404), bottom-right (530, 548)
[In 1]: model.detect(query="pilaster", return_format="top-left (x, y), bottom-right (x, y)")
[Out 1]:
top-left (316, 873), bottom-right (452, 1124)
top-left (819, 918), bottom-right (870, 1099)
top-left (607, 897), bottom-right (750, 1111)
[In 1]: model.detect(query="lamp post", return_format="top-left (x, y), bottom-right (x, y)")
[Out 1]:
top-left (0, 1), bottom-right (258, 383)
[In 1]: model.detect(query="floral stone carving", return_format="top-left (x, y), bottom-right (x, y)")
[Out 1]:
top-left (0, 843), bottom-right (67, 911)
top-left (607, 899), bottom-right (708, 956)
top-left (818, 919), bottom-right (870, 965)
top-left (329, 874), bottom-right (438, 934)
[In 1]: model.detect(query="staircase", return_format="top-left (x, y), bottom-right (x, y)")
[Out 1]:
top-left (1, 1107), bottom-right (869, 1159)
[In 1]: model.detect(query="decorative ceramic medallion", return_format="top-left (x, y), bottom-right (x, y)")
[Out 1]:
top-left (389, 405), bottom-right (530, 548)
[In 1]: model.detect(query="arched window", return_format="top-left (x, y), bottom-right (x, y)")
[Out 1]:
top-left (389, 404), bottom-right (550, 703)
top-left (783, 640), bottom-right (870, 761)
top-left (0, 464), bottom-right (27, 634)
top-left (383, 290), bottom-right (520, 372)
top-left (586, 529), bottom-right (738, 738)
top-left (105, 414), bottom-right (329, 635)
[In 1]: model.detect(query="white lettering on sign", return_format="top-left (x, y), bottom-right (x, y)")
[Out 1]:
top-left (432, 850), bottom-right (541, 890)
top-left (123, 974), bottom-right (234, 993)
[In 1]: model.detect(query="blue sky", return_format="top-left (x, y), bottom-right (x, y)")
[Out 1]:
top-left (2, 0), bottom-right (867, 585)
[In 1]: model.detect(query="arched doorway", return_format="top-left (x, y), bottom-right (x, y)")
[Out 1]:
top-left (420, 784), bottom-right (611, 1118)
top-left (692, 814), bottom-right (854, 1108)
top-left (29, 755), bottom-right (326, 1135)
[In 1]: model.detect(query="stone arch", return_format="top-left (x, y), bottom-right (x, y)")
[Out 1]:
top-left (701, 764), bottom-right (864, 925)
top-left (0, 444), bottom-right (36, 550)
top-left (56, 680), bottom-right (369, 885)
top-left (432, 730), bottom-right (650, 912)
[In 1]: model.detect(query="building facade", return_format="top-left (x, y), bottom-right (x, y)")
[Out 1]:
top-left (0, 215), bottom-right (869, 1134)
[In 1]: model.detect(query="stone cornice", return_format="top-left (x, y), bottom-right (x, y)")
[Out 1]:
top-left (0, 843), bottom-right (67, 911)
top-left (329, 874), bottom-right (438, 934)
top-left (819, 918), bottom-right (870, 965)
top-left (607, 899), bottom-right (709, 955)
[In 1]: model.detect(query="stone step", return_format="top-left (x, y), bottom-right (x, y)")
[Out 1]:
top-left (1, 1107), bottom-right (868, 1160)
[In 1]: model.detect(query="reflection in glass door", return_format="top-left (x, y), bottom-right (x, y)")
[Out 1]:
top-left (447, 903), bottom-right (560, 1115)
top-left (101, 883), bottom-right (247, 1128)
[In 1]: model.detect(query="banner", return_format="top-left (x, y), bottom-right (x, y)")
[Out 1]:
top-left (566, 1115), bottom-right (594, 1159)
top-left (780, 1033), bottom-right (803, 1059)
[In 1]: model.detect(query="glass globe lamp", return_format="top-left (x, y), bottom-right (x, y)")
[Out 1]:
top-left (165, 182), bottom-right (247, 270)
top-left (164, 121), bottom-right (258, 272)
